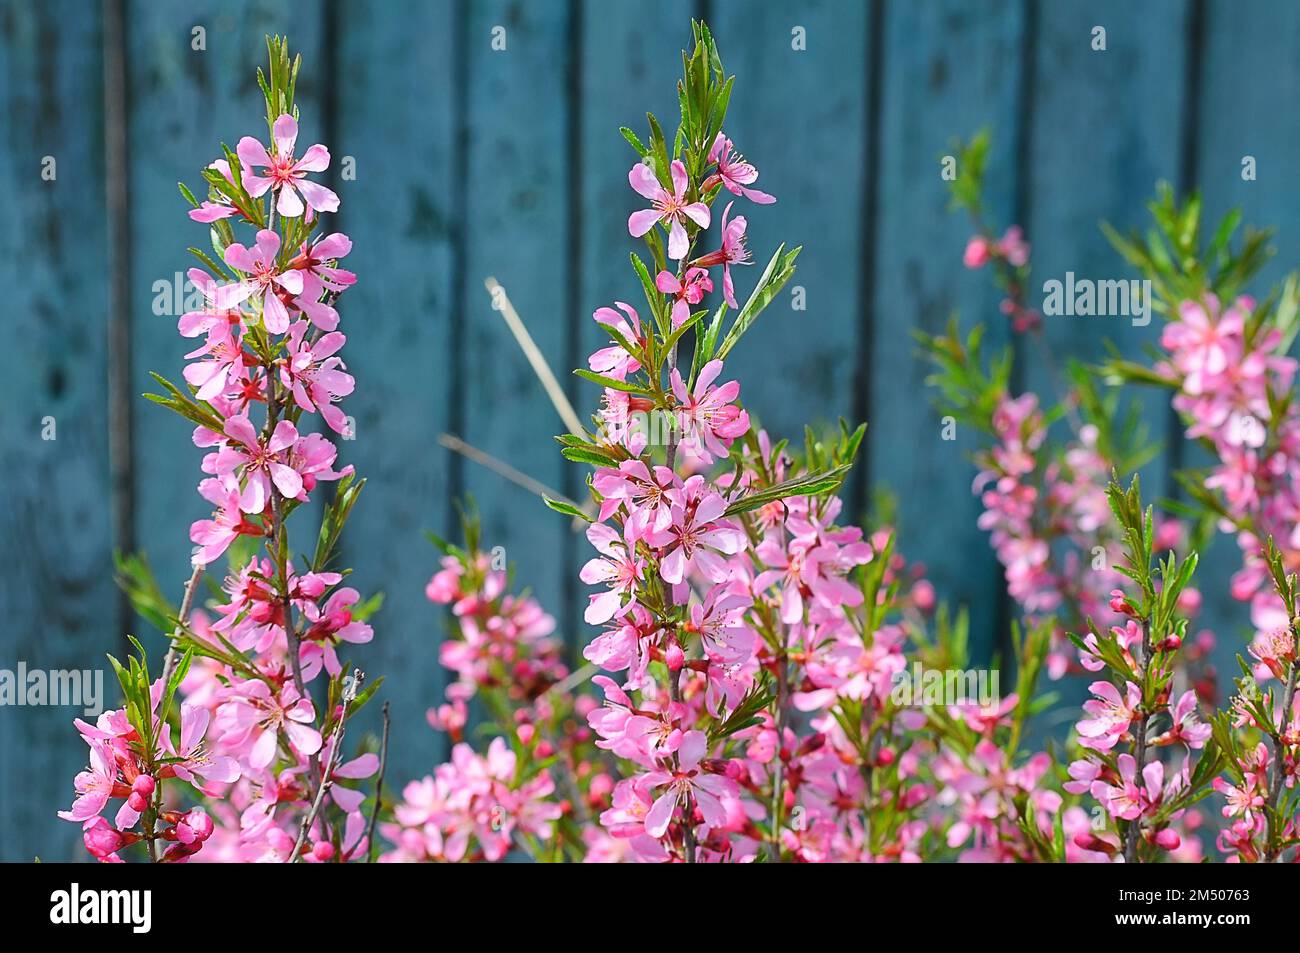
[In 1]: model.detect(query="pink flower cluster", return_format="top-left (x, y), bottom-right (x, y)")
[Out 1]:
top-left (381, 738), bottom-right (561, 862)
top-left (64, 66), bottom-right (380, 862)
top-left (972, 394), bottom-right (1126, 677)
top-left (1160, 294), bottom-right (1300, 636)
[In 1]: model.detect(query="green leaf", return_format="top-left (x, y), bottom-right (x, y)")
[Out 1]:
top-left (620, 126), bottom-right (649, 158)
top-left (542, 495), bottom-right (593, 522)
top-left (573, 368), bottom-right (654, 396)
top-left (715, 245), bottom-right (802, 361)
top-left (723, 464), bottom-right (852, 516)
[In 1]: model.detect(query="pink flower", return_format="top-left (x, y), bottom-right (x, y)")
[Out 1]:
top-left (692, 201), bottom-right (751, 308)
top-left (655, 267), bottom-right (713, 328)
top-left (579, 522), bottom-right (644, 625)
top-left (592, 459), bottom-right (678, 540)
top-left (649, 478), bottom-right (744, 587)
top-left (1213, 776), bottom-right (1265, 822)
top-left (58, 740), bottom-right (117, 823)
top-left (641, 731), bottom-right (736, 839)
top-left (689, 588), bottom-right (755, 665)
top-left (165, 704), bottom-right (241, 791)
top-left (627, 159), bottom-right (710, 260)
top-left (281, 321), bottom-right (355, 434)
top-left (670, 359), bottom-right (749, 463)
top-left (1092, 753), bottom-right (1162, 820)
top-left (996, 226), bottom-right (1029, 267)
top-left (211, 414), bottom-right (305, 513)
top-left (962, 235), bottom-right (991, 269)
top-left (189, 476), bottom-right (262, 566)
top-left (1075, 680), bottom-right (1140, 752)
top-left (237, 114), bottom-right (339, 219)
top-left (1162, 296), bottom-right (1241, 395)
top-left (300, 587), bottom-right (375, 679)
top-left (222, 228), bottom-right (304, 334)
top-left (215, 681), bottom-right (322, 770)
top-left (705, 132), bottom-right (775, 204)
top-left (289, 232), bottom-right (356, 330)
top-left (1152, 690), bottom-right (1211, 749)
top-left (588, 302), bottom-right (643, 380)
top-left (188, 159), bottom-right (242, 223)
top-left (182, 311), bottom-right (247, 402)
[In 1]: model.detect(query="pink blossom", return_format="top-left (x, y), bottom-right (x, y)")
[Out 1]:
top-left (222, 228), bottom-right (304, 334)
top-left (670, 359), bottom-right (749, 463)
top-left (692, 201), bottom-right (751, 308)
top-left (189, 476), bottom-right (262, 566)
top-left (58, 740), bottom-right (117, 823)
top-left (588, 302), bottom-right (643, 380)
top-left (648, 478), bottom-right (744, 587)
top-left (579, 522), bottom-right (644, 625)
top-left (655, 267), bottom-right (712, 328)
top-left (705, 132), bottom-right (775, 204)
top-left (188, 159), bottom-right (242, 223)
top-left (627, 159), bottom-right (710, 260)
top-left (640, 730), bottom-right (736, 839)
top-left (214, 681), bottom-right (322, 770)
top-left (237, 114), bottom-right (339, 219)
top-left (210, 414), bottom-right (304, 513)
top-left (1075, 680), bottom-right (1140, 752)
top-left (281, 321), bottom-right (355, 434)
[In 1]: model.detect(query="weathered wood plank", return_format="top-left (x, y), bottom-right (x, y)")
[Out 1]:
top-left (333, 0), bottom-right (459, 771)
top-left (1188, 0), bottom-right (1300, 682)
top-left (0, 0), bottom-right (115, 861)
top-left (459, 0), bottom-right (574, 646)
top-left (709, 0), bottom-right (869, 450)
top-left (869, 0), bottom-right (1025, 660)
top-left (1022, 0), bottom-right (1189, 490)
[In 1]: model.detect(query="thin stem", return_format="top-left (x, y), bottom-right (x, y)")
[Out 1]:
top-left (769, 652), bottom-right (788, 862)
top-left (668, 667), bottom-right (696, 863)
top-left (289, 668), bottom-right (362, 862)
top-left (161, 563), bottom-right (205, 688)
top-left (365, 702), bottom-right (391, 862)
top-left (1265, 656), bottom-right (1298, 862)
top-left (1123, 617), bottom-right (1153, 864)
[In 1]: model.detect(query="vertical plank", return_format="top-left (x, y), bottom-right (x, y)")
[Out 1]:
top-left (1190, 0), bottom-right (1300, 685)
top-left (1023, 0), bottom-right (1188, 493)
top-left (126, 0), bottom-right (325, 614)
top-left (459, 1), bottom-right (574, 643)
top-left (709, 0), bottom-right (869, 446)
top-left (0, 0), bottom-right (115, 860)
top-left (869, 0), bottom-right (1026, 660)
top-left (334, 0), bottom-right (458, 772)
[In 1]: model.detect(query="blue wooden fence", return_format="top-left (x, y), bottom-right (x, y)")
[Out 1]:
top-left (3, 0), bottom-right (1297, 860)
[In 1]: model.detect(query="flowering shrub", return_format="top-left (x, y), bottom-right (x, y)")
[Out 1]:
top-left (56, 26), bottom-right (1300, 865)
top-left (63, 38), bottom-right (383, 862)
top-left (920, 131), bottom-right (1300, 861)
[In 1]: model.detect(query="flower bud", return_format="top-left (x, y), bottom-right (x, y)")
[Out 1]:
top-left (517, 723), bottom-right (535, 746)
top-left (131, 774), bottom-right (156, 797)
top-left (127, 791), bottom-right (148, 812)
top-left (83, 818), bottom-right (123, 859)
top-left (1108, 589), bottom-right (1138, 617)
top-left (665, 641), bottom-right (685, 672)
top-left (312, 841), bottom-right (335, 861)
